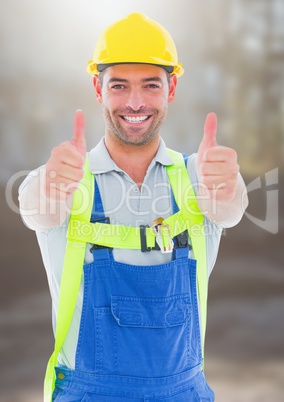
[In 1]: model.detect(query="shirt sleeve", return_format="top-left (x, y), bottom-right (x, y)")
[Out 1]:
top-left (18, 166), bottom-right (70, 231)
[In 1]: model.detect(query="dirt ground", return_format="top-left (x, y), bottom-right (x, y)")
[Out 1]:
top-left (0, 184), bottom-right (283, 402)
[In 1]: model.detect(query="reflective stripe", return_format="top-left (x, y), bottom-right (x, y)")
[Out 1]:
top-left (44, 149), bottom-right (208, 402)
top-left (166, 149), bottom-right (208, 359)
top-left (67, 220), bottom-right (156, 248)
top-left (66, 211), bottom-right (192, 250)
top-left (44, 158), bottom-right (93, 402)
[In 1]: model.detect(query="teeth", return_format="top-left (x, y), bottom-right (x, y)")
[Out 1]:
top-left (123, 115), bottom-right (148, 123)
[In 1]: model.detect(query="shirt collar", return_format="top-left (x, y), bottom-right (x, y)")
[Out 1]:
top-left (89, 138), bottom-right (119, 174)
top-left (88, 137), bottom-right (173, 174)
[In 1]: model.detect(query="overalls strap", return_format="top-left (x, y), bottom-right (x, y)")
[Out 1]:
top-left (166, 148), bottom-right (208, 359)
top-left (44, 157), bottom-right (93, 402)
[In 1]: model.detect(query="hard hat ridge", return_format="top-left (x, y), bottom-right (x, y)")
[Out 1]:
top-left (87, 13), bottom-right (184, 77)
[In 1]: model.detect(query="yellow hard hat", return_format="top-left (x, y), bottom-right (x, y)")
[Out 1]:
top-left (87, 13), bottom-right (184, 78)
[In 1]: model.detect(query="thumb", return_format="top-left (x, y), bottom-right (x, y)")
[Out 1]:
top-left (197, 112), bottom-right (218, 163)
top-left (71, 109), bottom-right (86, 157)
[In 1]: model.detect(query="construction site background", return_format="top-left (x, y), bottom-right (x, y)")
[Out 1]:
top-left (0, 1), bottom-right (283, 401)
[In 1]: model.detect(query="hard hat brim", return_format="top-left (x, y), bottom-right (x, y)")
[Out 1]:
top-left (87, 61), bottom-right (184, 78)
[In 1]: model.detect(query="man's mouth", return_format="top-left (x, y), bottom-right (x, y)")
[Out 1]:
top-left (121, 115), bottom-right (151, 124)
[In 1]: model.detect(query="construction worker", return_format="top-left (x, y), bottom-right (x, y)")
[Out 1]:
top-left (19, 13), bottom-right (248, 402)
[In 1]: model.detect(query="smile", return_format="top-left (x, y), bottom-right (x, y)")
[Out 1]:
top-left (121, 115), bottom-right (150, 123)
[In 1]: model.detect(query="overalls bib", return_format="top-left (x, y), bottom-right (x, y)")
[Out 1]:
top-left (45, 149), bottom-right (214, 401)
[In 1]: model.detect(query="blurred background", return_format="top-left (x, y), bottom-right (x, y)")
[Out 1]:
top-left (0, 0), bottom-right (283, 401)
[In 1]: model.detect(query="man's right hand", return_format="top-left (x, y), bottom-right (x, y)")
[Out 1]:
top-left (45, 110), bottom-right (86, 201)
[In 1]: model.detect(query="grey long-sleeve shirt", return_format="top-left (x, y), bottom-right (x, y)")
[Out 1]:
top-left (19, 138), bottom-right (222, 368)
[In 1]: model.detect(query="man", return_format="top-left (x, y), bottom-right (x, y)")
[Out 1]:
top-left (19, 13), bottom-right (248, 402)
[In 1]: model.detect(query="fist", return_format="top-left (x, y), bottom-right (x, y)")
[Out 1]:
top-left (45, 110), bottom-right (86, 200)
top-left (196, 113), bottom-right (240, 203)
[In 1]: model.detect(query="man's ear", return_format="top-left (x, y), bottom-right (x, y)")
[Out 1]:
top-left (168, 74), bottom-right (178, 103)
top-left (93, 76), bottom-right (103, 104)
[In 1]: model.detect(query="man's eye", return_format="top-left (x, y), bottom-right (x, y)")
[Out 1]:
top-left (111, 84), bottom-right (125, 90)
top-left (146, 84), bottom-right (160, 89)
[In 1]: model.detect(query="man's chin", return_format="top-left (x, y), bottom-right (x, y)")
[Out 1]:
top-left (116, 132), bottom-right (158, 147)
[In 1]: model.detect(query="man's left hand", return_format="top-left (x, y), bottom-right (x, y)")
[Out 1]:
top-left (196, 112), bottom-right (240, 204)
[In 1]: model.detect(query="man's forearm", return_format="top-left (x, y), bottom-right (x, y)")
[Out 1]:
top-left (197, 173), bottom-right (248, 228)
top-left (19, 167), bottom-right (71, 231)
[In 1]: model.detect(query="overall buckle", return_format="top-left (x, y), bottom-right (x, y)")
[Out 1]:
top-left (139, 225), bottom-right (160, 252)
top-left (90, 216), bottom-right (112, 252)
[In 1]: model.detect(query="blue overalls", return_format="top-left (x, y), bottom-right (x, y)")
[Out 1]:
top-left (52, 177), bottom-right (215, 401)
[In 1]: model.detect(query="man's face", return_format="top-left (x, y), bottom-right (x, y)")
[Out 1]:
top-left (94, 64), bottom-right (177, 146)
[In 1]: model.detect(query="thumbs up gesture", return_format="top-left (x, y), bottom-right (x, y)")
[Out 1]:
top-left (45, 110), bottom-right (86, 201)
top-left (196, 113), bottom-right (240, 205)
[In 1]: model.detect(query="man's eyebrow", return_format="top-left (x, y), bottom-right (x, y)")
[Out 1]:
top-left (107, 78), bottom-right (128, 84)
top-left (142, 77), bottom-right (163, 83)
top-left (107, 77), bottom-right (164, 84)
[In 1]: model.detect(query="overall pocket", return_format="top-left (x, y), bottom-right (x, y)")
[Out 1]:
top-left (94, 294), bottom-right (192, 377)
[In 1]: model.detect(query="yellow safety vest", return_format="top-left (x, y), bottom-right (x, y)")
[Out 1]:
top-left (43, 148), bottom-right (208, 402)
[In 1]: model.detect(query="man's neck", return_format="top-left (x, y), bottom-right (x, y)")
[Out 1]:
top-left (104, 135), bottom-right (160, 188)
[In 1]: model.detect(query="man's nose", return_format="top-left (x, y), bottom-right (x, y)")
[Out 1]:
top-left (126, 89), bottom-right (146, 111)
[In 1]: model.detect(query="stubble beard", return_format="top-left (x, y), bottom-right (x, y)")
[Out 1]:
top-left (103, 105), bottom-right (168, 147)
